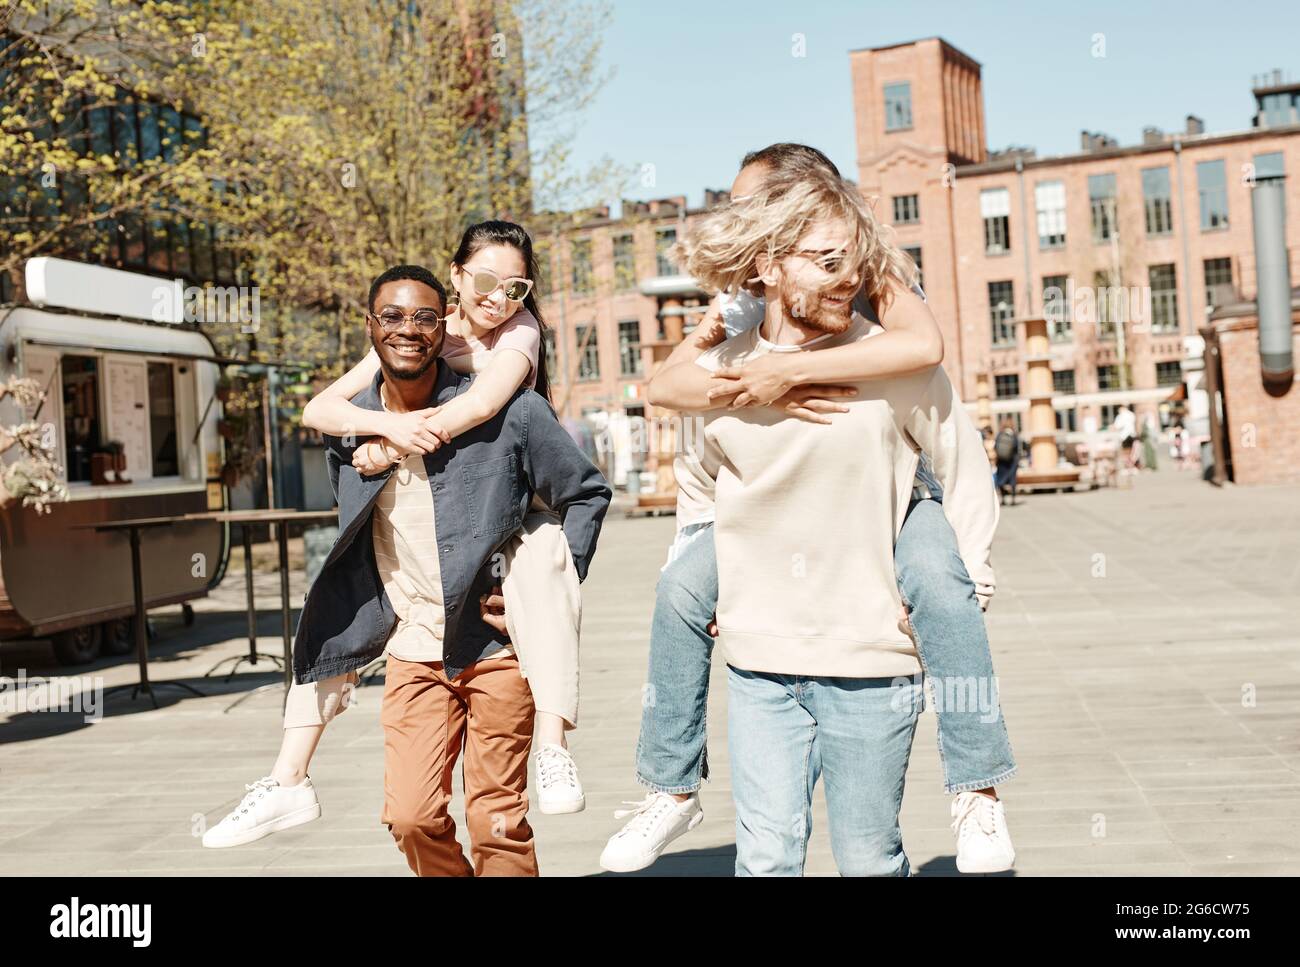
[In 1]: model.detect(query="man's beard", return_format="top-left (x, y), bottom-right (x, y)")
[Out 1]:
top-left (371, 334), bottom-right (440, 381)
top-left (382, 353), bottom-right (438, 381)
top-left (780, 275), bottom-right (853, 334)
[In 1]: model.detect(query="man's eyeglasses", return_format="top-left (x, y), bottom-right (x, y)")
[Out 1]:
top-left (467, 267), bottom-right (534, 302)
top-left (790, 248), bottom-right (850, 274)
top-left (368, 308), bottom-right (446, 332)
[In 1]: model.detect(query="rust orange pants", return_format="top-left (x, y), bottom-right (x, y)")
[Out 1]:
top-left (380, 653), bottom-right (538, 877)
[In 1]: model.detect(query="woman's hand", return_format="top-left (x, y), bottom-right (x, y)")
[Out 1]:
top-left (353, 439), bottom-right (399, 475)
top-left (767, 385), bottom-right (858, 425)
top-left (377, 407), bottom-right (449, 454)
top-left (709, 353), bottom-right (798, 408)
top-left (479, 585), bottom-right (509, 637)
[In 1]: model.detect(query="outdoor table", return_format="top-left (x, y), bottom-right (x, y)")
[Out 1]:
top-left (79, 509), bottom-right (337, 708)
top-left (195, 509), bottom-right (338, 690)
top-left (77, 516), bottom-right (209, 708)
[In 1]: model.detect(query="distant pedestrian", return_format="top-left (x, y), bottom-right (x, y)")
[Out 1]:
top-left (1140, 414), bottom-right (1159, 471)
top-left (1110, 405), bottom-right (1138, 469)
top-left (993, 418), bottom-right (1019, 505)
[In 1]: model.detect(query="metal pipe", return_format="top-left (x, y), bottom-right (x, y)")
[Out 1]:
top-left (1251, 175), bottom-right (1294, 395)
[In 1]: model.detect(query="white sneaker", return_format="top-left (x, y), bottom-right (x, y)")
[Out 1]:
top-left (951, 791), bottom-right (1015, 873)
top-left (535, 744), bottom-right (585, 815)
top-left (599, 791), bottom-right (703, 873)
top-left (201, 776), bottom-right (321, 848)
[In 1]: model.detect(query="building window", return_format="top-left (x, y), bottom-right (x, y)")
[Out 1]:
top-left (1095, 270), bottom-right (1117, 339)
top-left (1055, 407), bottom-right (1078, 432)
top-left (613, 233), bottom-right (635, 291)
top-left (655, 227), bottom-right (677, 276)
top-left (61, 355), bottom-right (102, 483)
top-left (147, 362), bottom-right (179, 477)
top-left (892, 194), bottom-right (920, 224)
top-left (575, 323), bottom-right (600, 381)
top-left (1254, 151), bottom-right (1285, 180)
top-left (1258, 91), bottom-right (1300, 127)
top-left (1155, 360), bottom-right (1183, 387)
top-left (1196, 159), bottom-right (1229, 230)
top-left (1099, 402), bottom-right (1125, 426)
top-left (884, 82), bottom-right (912, 131)
top-left (1142, 166), bottom-right (1174, 235)
top-left (1253, 151), bottom-right (1286, 220)
top-left (1204, 257), bottom-right (1233, 312)
top-left (981, 188), bottom-right (1011, 254)
top-left (988, 280), bottom-right (1015, 346)
top-left (1088, 173), bottom-right (1117, 243)
top-left (1042, 274), bottom-right (1071, 342)
top-left (1053, 369), bottom-right (1076, 394)
top-left (618, 320), bottom-right (642, 377)
top-left (570, 237), bottom-right (593, 295)
top-left (1035, 180), bottom-right (1067, 248)
top-left (902, 246), bottom-right (922, 290)
top-left (1097, 364), bottom-right (1120, 391)
top-left (1149, 263), bottom-right (1179, 333)
top-left (994, 373), bottom-right (1020, 399)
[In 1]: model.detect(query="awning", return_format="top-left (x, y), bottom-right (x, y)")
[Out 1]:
top-left (22, 338), bottom-right (311, 370)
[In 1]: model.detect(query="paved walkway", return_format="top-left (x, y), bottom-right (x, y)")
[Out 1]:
top-left (2, 468), bottom-right (1298, 875)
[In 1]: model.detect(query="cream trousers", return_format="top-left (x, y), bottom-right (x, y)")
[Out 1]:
top-left (283, 509), bottom-right (582, 730)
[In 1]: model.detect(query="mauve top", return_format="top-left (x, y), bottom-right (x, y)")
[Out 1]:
top-left (441, 307), bottom-right (541, 389)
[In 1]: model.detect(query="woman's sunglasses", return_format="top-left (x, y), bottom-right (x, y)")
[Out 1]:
top-left (467, 267), bottom-right (534, 302)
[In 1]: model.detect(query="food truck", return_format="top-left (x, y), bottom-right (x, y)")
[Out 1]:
top-left (0, 258), bottom-right (230, 664)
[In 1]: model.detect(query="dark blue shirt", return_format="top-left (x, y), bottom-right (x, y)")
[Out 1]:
top-left (293, 362), bottom-right (612, 683)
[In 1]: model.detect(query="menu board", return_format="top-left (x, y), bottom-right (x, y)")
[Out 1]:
top-left (104, 356), bottom-right (152, 481)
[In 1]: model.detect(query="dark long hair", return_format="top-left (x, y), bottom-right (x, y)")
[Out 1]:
top-left (450, 220), bottom-right (551, 404)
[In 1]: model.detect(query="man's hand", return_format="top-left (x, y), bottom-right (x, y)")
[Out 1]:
top-left (379, 407), bottom-right (450, 454)
top-left (767, 385), bottom-right (857, 425)
top-left (707, 616), bottom-right (718, 637)
top-left (479, 585), bottom-right (509, 637)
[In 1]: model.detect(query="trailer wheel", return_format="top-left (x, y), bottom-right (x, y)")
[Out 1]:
top-left (101, 617), bottom-right (135, 656)
top-left (51, 624), bottom-right (104, 666)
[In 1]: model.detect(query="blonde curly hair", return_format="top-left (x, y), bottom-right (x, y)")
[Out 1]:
top-left (673, 165), bottom-right (917, 314)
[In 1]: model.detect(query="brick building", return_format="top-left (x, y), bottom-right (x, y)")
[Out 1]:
top-left (850, 38), bottom-right (1300, 435)
top-left (540, 36), bottom-right (1300, 445)
top-left (536, 196), bottom-right (715, 423)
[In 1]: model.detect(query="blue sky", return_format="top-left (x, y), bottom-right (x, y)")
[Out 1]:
top-left (556, 0), bottom-right (1299, 211)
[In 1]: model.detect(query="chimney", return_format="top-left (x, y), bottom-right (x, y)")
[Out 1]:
top-left (1185, 114), bottom-right (1204, 136)
top-left (1251, 175), bottom-right (1294, 395)
top-left (1142, 126), bottom-right (1164, 145)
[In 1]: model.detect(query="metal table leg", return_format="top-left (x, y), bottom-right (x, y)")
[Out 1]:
top-left (204, 524), bottom-right (284, 680)
top-left (105, 525), bottom-right (204, 707)
top-left (278, 522), bottom-right (293, 703)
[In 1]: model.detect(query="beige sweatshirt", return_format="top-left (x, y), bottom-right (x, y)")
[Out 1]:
top-left (676, 314), bottom-right (999, 679)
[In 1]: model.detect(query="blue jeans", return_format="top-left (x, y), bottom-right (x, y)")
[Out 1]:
top-left (895, 498), bottom-right (1017, 792)
top-left (728, 668), bottom-right (923, 876)
top-left (634, 500), bottom-right (1017, 795)
top-left (634, 522), bottom-right (718, 794)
